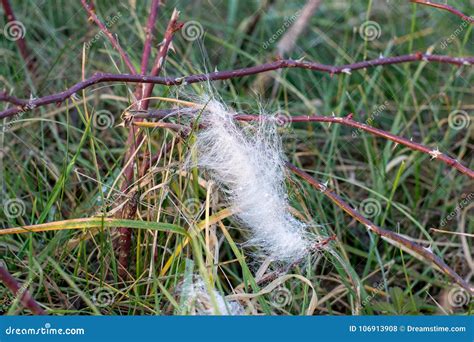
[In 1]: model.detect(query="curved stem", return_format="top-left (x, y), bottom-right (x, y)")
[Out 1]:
top-left (286, 162), bottom-right (473, 294)
top-left (411, 0), bottom-right (473, 23)
top-left (1, 53), bottom-right (472, 119)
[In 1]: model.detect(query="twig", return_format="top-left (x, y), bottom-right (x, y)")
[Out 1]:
top-left (129, 110), bottom-right (474, 179)
top-left (139, 8), bottom-right (182, 109)
top-left (116, 9), bottom-right (181, 278)
top-left (0, 266), bottom-right (46, 315)
top-left (80, 0), bottom-right (137, 74)
top-left (235, 113), bottom-right (474, 179)
top-left (286, 162), bottom-right (473, 294)
top-left (1, 0), bottom-right (37, 76)
top-left (140, 0), bottom-right (162, 74)
top-left (411, 0), bottom-right (473, 23)
top-left (1, 53), bottom-right (472, 119)
top-left (430, 228), bottom-right (474, 238)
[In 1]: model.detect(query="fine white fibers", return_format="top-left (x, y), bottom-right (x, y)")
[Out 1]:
top-left (179, 276), bottom-right (244, 315)
top-left (191, 98), bottom-right (313, 262)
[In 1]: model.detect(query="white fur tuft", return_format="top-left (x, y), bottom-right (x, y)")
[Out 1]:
top-left (179, 276), bottom-right (244, 315)
top-left (190, 98), bottom-right (313, 262)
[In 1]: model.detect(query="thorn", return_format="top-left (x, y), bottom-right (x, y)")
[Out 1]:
top-left (320, 180), bottom-right (329, 192)
top-left (429, 147), bottom-right (442, 160)
top-left (168, 41), bottom-right (176, 53)
top-left (341, 68), bottom-right (352, 75)
top-left (328, 112), bottom-right (336, 127)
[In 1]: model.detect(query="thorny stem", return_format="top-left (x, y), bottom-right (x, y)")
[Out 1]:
top-left (0, 266), bottom-right (46, 315)
top-left (131, 110), bottom-right (474, 179)
top-left (1, 53), bottom-right (472, 119)
top-left (138, 9), bottom-right (182, 110)
top-left (411, 0), bottom-right (473, 23)
top-left (80, 0), bottom-right (137, 74)
top-left (286, 162), bottom-right (473, 294)
top-left (1, 0), bottom-right (37, 76)
top-left (140, 0), bottom-right (163, 75)
top-left (235, 113), bottom-right (474, 179)
top-left (117, 9), bottom-right (181, 278)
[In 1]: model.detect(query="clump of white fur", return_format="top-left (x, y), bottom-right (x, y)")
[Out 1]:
top-left (178, 276), bottom-right (243, 315)
top-left (191, 98), bottom-right (313, 262)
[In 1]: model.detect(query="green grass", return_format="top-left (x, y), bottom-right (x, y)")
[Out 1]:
top-left (0, 0), bottom-right (472, 315)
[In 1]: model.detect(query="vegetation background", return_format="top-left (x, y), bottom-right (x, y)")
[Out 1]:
top-left (0, 0), bottom-right (472, 315)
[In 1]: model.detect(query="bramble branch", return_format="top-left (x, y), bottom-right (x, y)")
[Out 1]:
top-left (0, 266), bottom-right (46, 315)
top-left (116, 8), bottom-right (181, 278)
top-left (81, 0), bottom-right (137, 74)
top-left (131, 110), bottom-right (474, 179)
top-left (1, 0), bottom-right (37, 76)
top-left (140, 0), bottom-right (163, 74)
top-left (1, 53), bottom-right (472, 119)
top-left (286, 162), bottom-right (473, 294)
top-left (411, 0), bottom-right (473, 23)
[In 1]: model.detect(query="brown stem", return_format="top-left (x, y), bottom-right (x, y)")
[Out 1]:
top-left (80, 0), bottom-right (137, 74)
top-left (411, 0), bottom-right (473, 23)
top-left (139, 8), bottom-right (182, 109)
top-left (1, 0), bottom-right (37, 76)
top-left (116, 9), bottom-right (181, 278)
top-left (1, 53), bottom-right (472, 119)
top-left (235, 113), bottom-right (474, 179)
top-left (140, 0), bottom-right (163, 74)
top-left (286, 162), bottom-right (473, 294)
top-left (131, 110), bottom-right (474, 179)
top-left (0, 266), bottom-right (46, 315)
